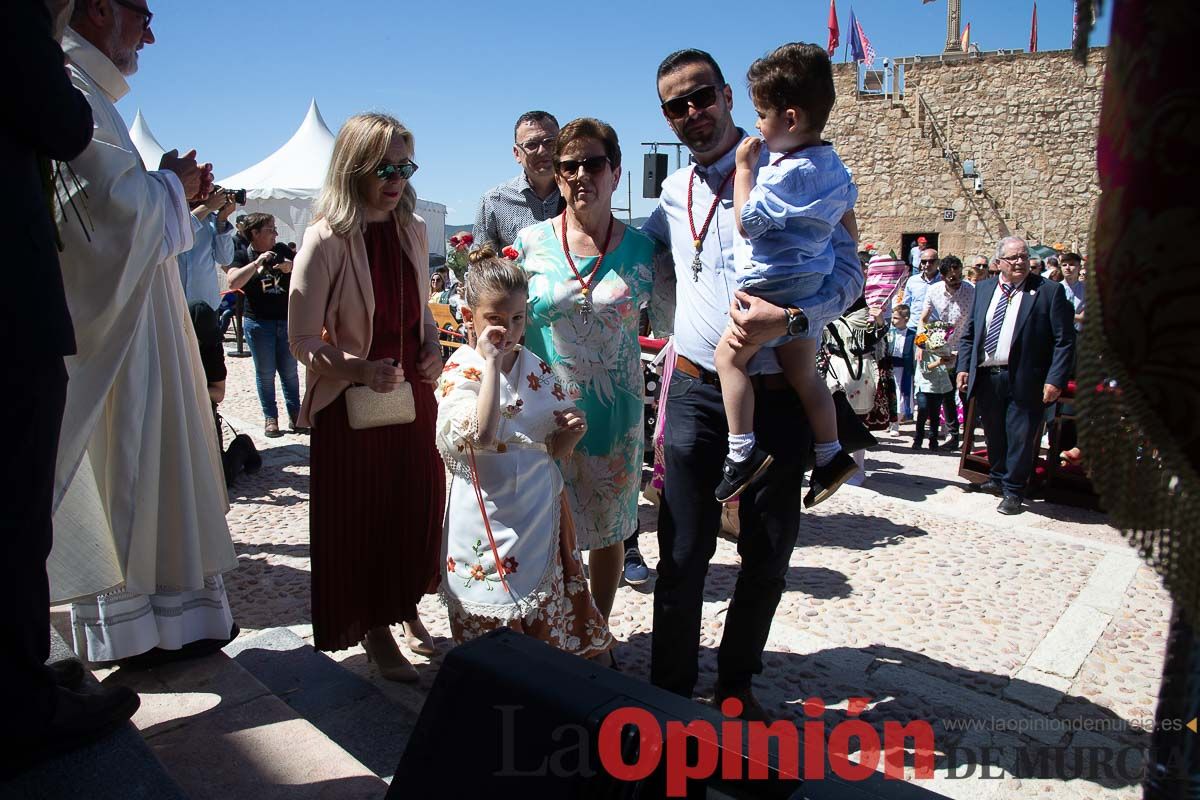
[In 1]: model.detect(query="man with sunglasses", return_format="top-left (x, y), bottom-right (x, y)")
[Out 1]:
top-left (49, 0), bottom-right (240, 668)
top-left (643, 49), bottom-right (863, 721)
top-left (902, 248), bottom-right (942, 333)
top-left (472, 110), bottom-right (566, 251)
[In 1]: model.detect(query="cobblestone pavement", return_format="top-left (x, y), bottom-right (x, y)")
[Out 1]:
top-left (216, 344), bottom-right (1169, 799)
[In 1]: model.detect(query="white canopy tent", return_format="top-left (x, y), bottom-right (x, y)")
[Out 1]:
top-left (129, 109), bottom-right (166, 171)
top-left (213, 99), bottom-right (446, 258)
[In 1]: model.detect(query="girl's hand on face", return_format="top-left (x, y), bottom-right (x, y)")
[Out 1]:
top-left (477, 325), bottom-right (510, 362)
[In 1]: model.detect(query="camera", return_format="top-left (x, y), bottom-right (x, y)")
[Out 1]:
top-left (224, 188), bottom-right (248, 205)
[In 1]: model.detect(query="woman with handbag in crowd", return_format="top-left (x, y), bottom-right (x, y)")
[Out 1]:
top-left (289, 113), bottom-right (445, 681)
top-left (820, 294), bottom-right (886, 484)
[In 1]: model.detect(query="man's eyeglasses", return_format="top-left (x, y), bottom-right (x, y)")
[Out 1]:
top-left (111, 0), bottom-right (153, 30)
top-left (919, 258), bottom-right (938, 264)
top-left (661, 85), bottom-right (719, 120)
top-left (999, 253), bottom-right (1029, 264)
top-left (555, 155), bottom-right (611, 177)
top-left (518, 136), bottom-right (557, 154)
top-left (375, 161), bottom-right (418, 181)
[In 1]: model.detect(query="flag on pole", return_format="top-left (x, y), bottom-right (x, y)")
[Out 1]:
top-left (849, 9), bottom-right (876, 65)
top-left (827, 0), bottom-right (840, 57)
top-left (1030, 3), bottom-right (1038, 52)
top-left (961, 22), bottom-right (971, 52)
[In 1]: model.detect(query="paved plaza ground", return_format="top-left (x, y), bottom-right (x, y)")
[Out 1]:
top-left (74, 346), bottom-right (1173, 799)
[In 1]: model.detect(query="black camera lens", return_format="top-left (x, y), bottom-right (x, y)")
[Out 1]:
top-left (226, 188), bottom-right (247, 205)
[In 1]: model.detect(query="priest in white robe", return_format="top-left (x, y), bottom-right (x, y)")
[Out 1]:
top-left (50, 0), bottom-right (239, 663)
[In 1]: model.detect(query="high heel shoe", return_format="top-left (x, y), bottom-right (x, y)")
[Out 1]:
top-left (402, 619), bottom-right (437, 658)
top-left (360, 630), bottom-right (418, 683)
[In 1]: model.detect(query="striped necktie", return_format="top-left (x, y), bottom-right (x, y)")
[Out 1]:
top-left (984, 283), bottom-right (1017, 357)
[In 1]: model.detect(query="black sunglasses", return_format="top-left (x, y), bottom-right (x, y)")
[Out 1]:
top-left (555, 155), bottom-right (611, 177)
top-left (920, 258), bottom-right (939, 264)
top-left (661, 85), bottom-right (719, 120)
top-left (111, 0), bottom-right (153, 29)
top-left (375, 161), bottom-right (418, 181)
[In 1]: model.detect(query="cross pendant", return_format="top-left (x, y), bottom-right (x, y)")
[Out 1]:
top-left (691, 251), bottom-right (703, 281)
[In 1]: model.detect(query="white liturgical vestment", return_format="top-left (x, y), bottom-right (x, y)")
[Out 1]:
top-left (48, 30), bottom-right (236, 610)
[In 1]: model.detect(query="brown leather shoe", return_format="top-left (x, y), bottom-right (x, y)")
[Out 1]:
top-left (264, 418), bottom-right (282, 438)
top-left (711, 683), bottom-right (772, 722)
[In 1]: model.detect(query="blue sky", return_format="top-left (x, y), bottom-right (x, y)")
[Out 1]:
top-left (116, 0), bottom-right (1109, 227)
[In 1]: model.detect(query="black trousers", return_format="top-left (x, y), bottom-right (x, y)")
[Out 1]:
top-left (652, 370), bottom-right (811, 697)
top-left (1, 356), bottom-right (68, 738)
top-left (975, 367), bottom-right (1044, 498)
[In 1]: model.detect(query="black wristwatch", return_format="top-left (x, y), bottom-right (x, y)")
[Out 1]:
top-left (785, 306), bottom-right (808, 337)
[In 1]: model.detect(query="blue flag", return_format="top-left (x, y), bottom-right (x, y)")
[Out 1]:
top-left (849, 9), bottom-right (866, 62)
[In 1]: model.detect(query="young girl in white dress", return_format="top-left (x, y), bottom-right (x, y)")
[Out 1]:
top-left (436, 246), bottom-right (614, 659)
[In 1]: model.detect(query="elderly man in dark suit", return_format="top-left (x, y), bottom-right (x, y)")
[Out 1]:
top-left (955, 236), bottom-right (1076, 515)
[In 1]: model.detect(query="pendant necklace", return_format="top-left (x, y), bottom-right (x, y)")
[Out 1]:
top-left (559, 212), bottom-right (615, 324)
top-left (687, 167), bottom-right (735, 282)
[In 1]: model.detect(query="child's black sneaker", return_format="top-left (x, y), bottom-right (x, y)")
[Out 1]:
top-left (804, 449), bottom-right (857, 508)
top-left (714, 446), bottom-right (774, 504)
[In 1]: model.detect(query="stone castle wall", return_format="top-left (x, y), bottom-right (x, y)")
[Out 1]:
top-left (825, 48), bottom-right (1105, 260)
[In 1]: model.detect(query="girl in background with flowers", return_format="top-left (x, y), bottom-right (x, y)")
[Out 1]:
top-left (435, 246), bottom-right (614, 660)
top-left (912, 320), bottom-right (954, 450)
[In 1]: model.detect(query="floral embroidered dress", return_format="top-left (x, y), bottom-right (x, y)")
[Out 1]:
top-left (514, 221), bottom-right (655, 550)
top-left (436, 345), bottom-right (612, 656)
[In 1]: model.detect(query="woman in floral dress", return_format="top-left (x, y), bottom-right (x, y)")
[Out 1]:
top-left (513, 118), bottom-right (654, 624)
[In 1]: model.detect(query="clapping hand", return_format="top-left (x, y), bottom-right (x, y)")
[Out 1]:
top-left (549, 407), bottom-right (587, 459)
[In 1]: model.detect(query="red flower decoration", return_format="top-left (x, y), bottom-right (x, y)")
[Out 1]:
top-left (462, 367), bottom-right (482, 382)
top-left (446, 556), bottom-right (457, 573)
top-left (502, 556), bottom-right (519, 575)
top-left (443, 362), bottom-right (460, 373)
top-left (460, 233), bottom-right (474, 245)
top-left (527, 373), bottom-right (541, 391)
top-left (552, 384), bottom-right (565, 401)
top-left (502, 246), bottom-right (519, 260)
top-left (539, 361), bottom-right (552, 375)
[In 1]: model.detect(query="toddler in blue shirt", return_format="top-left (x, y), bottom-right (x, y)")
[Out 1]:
top-left (714, 42), bottom-right (859, 507)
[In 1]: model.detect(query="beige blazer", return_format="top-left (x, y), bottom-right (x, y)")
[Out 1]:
top-left (289, 213), bottom-right (434, 428)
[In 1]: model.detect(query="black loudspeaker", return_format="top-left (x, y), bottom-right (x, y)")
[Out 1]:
top-left (643, 153), bottom-right (669, 198)
top-left (389, 629), bottom-right (803, 799)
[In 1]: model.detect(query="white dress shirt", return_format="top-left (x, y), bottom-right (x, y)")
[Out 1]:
top-left (979, 279), bottom-right (1026, 367)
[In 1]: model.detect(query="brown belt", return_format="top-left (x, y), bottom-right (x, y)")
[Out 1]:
top-left (674, 354), bottom-right (788, 391)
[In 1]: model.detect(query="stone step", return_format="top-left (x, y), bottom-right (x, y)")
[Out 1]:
top-left (0, 629), bottom-right (187, 800)
top-left (98, 638), bottom-right (386, 799)
top-left (224, 627), bottom-right (420, 782)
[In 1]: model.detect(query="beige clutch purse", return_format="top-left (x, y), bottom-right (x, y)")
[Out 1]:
top-left (345, 381), bottom-right (415, 429)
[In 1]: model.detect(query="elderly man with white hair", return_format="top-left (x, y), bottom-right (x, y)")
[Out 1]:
top-left (50, 0), bottom-right (239, 666)
top-left (955, 236), bottom-right (1076, 514)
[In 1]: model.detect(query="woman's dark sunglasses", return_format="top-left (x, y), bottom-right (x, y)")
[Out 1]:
top-left (375, 161), bottom-right (418, 181)
top-left (111, 0), bottom-right (153, 29)
top-left (660, 85), bottom-right (719, 120)
top-left (554, 155), bottom-right (611, 177)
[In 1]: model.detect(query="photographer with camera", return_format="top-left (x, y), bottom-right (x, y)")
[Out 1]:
top-left (225, 212), bottom-right (303, 437)
top-left (180, 186), bottom-right (242, 414)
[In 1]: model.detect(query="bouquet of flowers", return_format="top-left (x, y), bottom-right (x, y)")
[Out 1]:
top-left (446, 232), bottom-right (473, 281)
top-left (915, 320), bottom-right (952, 354)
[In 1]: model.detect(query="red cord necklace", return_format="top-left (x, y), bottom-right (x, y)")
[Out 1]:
top-left (558, 212), bottom-right (615, 324)
top-left (687, 167), bottom-right (735, 281)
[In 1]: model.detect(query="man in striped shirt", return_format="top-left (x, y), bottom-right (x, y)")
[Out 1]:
top-left (472, 110), bottom-right (565, 250)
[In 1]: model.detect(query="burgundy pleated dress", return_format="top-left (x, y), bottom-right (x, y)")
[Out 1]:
top-left (309, 221), bottom-right (446, 652)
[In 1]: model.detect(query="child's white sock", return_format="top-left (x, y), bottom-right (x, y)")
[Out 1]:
top-left (727, 432), bottom-right (756, 462)
top-left (814, 440), bottom-right (841, 468)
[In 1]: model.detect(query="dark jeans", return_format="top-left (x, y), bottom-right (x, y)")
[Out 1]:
top-left (915, 390), bottom-right (953, 442)
top-left (652, 370), bottom-right (811, 697)
top-left (2, 356), bottom-right (68, 740)
top-left (976, 368), bottom-right (1044, 498)
top-left (243, 316), bottom-right (301, 422)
